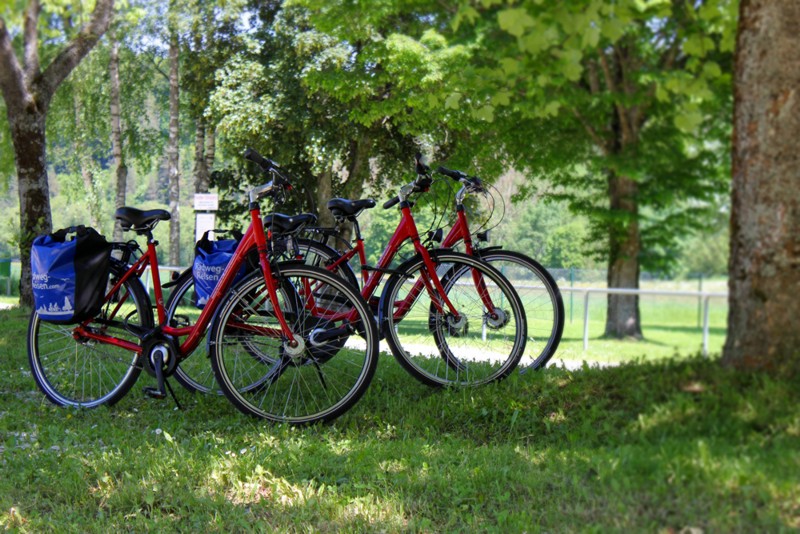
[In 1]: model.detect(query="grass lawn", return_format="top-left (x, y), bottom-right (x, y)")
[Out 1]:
top-left (0, 304), bottom-right (798, 532)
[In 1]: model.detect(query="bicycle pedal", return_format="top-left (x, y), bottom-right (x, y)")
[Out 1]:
top-left (143, 386), bottom-right (167, 399)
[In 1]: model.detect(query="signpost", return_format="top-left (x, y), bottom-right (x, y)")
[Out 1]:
top-left (194, 193), bottom-right (219, 242)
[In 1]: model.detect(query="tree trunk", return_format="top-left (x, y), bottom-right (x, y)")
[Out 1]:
top-left (604, 171), bottom-right (642, 339)
top-left (317, 168), bottom-right (335, 229)
top-left (72, 93), bottom-right (101, 229)
top-left (193, 119), bottom-right (209, 194)
top-left (0, 0), bottom-right (114, 306)
top-left (205, 125), bottom-right (215, 172)
top-left (167, 29), bottom-right (181, 266)
top-left (723, 0), bottom-right (800, 371)
top-left (10, 108), bottom-right (51, 307)
top-left (109, 30), bottom-right (127, 243)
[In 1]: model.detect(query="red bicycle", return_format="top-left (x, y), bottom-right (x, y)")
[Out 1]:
top-left (307, 155), bottom-right (564, 371)
top-left (167, 158), bottom-right (528, 389)
top-left (27, 149), bottom-right (379, 424)
top-left (432, 160), bottom-right (564, 370)
top-left (318, 167), bottom-right (528, 387)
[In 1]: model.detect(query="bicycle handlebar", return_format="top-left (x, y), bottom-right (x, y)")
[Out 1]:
top-left (383, 175), bottom-right (433, 209)
top-left (435, 165), bottom-right (486, 194)
top-left (244, 147), bottom-right (278, 172)
top-left (244, 147), bottom-right (293, 203)
top-left (436, 166), bottom-right (466, 181)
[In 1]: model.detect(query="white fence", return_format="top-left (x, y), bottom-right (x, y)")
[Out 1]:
top-left (559, 287), bottom-right (727, 356)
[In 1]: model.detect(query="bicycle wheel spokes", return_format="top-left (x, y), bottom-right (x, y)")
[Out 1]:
top-left (475, 251), bottom-right (564, 370)
top-left (384, 252), bottom-right (526, 387)
top-left (27, 265), bottom-right (150, 408)
top-left (210, 265), bottom-right (377, 424)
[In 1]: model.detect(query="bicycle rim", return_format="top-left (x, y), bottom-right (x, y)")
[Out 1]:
top-left (476, 250), bottom-right (564, 370)
top-left (209, 264), bottom-right (378, 424)
top-left (382, 251), bottom-right (526, 387)
top-left (165, 270), bottom-right (220, 394)
top-left (27, 263), bottom-right (151, 408)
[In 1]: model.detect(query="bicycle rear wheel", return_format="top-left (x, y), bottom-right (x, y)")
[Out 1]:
top-left (208, 264), bottom-right (378, 424)
top-left (381, 250), bottom-right (526, 387)
top-left (27, 261), bottom-right (152, 408)
top-left (474, 249), bottom-right (564, 370)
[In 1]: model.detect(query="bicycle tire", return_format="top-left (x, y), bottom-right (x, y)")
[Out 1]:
top-left (380, 250), bottom-right (526, 387)
top-left (291, 238), bottom-right (359, 289)
top-left (473, 249), bottom-right (564, 370)
top-left (208, 263), bottom-right (378, 424)
top-left (27, 261), bottom-right (153, 408)
top-left (166, 238), bottom-right (358, 395)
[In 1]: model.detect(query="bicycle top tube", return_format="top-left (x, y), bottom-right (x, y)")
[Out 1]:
top-left (80, 148), bottom-right (297, 359)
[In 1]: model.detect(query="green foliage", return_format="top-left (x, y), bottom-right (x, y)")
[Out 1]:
top-left (441, 0), bottom-right (737, 273)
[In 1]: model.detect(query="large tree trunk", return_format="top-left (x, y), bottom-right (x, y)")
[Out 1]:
top-left (167, 28), bottom-right (181, 266)
top-left (604, 171), bottom-right (642, 339)
top-left (11, 109), bottom-right (51, 307)
top-left (109, 30), bottom-right (127, 243)
top-left (317, 168), bottom-right (335, 229)
top-left (0, 0), bottom-right (114, 306)
top-left (723, 0), bottom-right (800, 371)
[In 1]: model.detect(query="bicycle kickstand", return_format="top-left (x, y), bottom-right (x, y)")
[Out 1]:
top-left (143, 352), bottom-right (183, 410)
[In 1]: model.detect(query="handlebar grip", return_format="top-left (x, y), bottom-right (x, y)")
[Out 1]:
top-left (437, 166), bottom-right (466, 181)
top-left (244, 147), bottom-right (267, 167)
top-left (383, 196), bottom-right (400, 209)
top-left (244, 147), bottom-right (281, 173)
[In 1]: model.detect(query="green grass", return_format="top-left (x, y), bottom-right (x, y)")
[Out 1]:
top-left (1, 305), bottom-right (798, 532)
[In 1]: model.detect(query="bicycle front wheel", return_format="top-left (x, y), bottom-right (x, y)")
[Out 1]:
top-left (381, 250), bottom-right (527, 387)
top-left (208, 264), bottom-right (378, 424)
top-left (474, 249), bottom-right (564, 370)
top-left (27, 262), bottom-right (153, 408)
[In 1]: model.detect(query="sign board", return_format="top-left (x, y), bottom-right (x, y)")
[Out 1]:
top-left (195, 212), bottom-right (216, 242)
top-left (194, 193), bottom-right (219, 211)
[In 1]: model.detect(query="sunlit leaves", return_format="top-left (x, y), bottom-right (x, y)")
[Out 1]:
top-left (498, 8), bottom-right (535, 38)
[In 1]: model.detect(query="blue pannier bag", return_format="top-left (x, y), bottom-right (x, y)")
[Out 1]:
top-left (192, 229), bottom-right (247, 308)
top-left (32, 226), bottom-right (112, 324)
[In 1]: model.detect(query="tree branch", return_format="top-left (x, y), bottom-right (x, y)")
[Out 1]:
top-left (37, 0), bottom-right (114, 104)
top-left (23, 0), bottom-right (41, 86)
top-left (571, 107), bottom-right (609, 155)
top-left (597, 46), bottom-right (634, 146)
top-left (0, 18), bottom-right (31, 113)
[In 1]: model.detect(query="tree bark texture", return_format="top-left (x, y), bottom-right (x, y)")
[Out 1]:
top-left (9, 110), bottom-right (51, 307)
top-left (316, 168), bottom-right (335, 229)
top-left (193, 119), bottom-right (209, 194)
top-left (167, 28), bottom-right (181, 266)
top-left (0, 0), bottom-right (114, 306)
top-left (723, 0), bottom-right (800, 371)
top-left (109, 31), bottom-right (127, 243)
top-left (604, 171), bottom-right (642, 339)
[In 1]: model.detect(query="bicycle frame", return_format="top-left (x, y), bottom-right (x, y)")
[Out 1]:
top-left (441, 206), bottom-right (473, 252)
top-left (320, 201), bottom-right (481, 322)
top-left (72, 201), bottom-right (297, 359)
